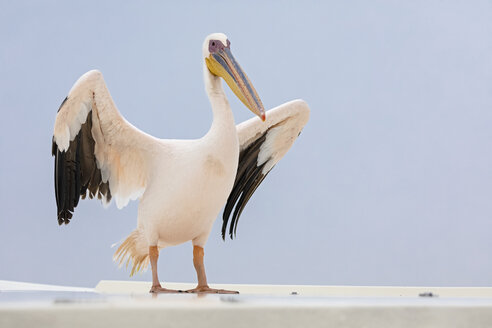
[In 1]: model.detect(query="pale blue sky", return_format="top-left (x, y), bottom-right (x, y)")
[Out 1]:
top-left (1, 1), bottom-right (492, 287)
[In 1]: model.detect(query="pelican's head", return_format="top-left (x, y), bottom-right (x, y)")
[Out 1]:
top-left (203, 33), bottom-right (265, 121)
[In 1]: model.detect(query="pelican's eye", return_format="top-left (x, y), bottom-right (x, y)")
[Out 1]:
top-left (209, 40), bottom-right (224, 54)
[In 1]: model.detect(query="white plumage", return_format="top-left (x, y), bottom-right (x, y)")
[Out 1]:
top-left (238, 100), bottom-right (310, 174)
top-left (52, 33), bottom-right (310, 293)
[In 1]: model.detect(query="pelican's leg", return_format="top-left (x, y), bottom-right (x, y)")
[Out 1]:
top-left (148, 246), bottom-right (182, 294)
top-left (186, 245), bottom-right (239, 294)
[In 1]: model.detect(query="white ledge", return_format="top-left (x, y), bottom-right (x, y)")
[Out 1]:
top-left (2, 280), bottom-right (492, 328)
top-left (96, 280), bottom-right (492, 298)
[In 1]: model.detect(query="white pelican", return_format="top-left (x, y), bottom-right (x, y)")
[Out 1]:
top-left (52, 33), bottom-right (310, 294)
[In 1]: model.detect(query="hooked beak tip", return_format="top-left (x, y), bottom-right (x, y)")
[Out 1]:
top-left (261, 113), bottom-right (266, 121)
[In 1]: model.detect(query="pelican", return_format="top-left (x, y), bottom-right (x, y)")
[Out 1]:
top-left (52, 33), bottom-right (310, 294)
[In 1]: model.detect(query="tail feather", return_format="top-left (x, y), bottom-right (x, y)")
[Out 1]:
top-left (113, 230), bottom-right (149, 276)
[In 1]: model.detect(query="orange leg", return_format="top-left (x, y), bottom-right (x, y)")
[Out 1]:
top-left (148, 246), bottom-right (183, 294)
top-left (186, 246), bottom-right (239, 294)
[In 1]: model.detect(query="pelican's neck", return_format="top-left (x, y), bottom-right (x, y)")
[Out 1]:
top-left (203, 64), bottom-right (236, 135)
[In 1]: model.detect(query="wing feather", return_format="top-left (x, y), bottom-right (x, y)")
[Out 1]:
top-left (222, 99), bottom-right (310, 239)
top-left (52, 70), bottom-right (155, 224)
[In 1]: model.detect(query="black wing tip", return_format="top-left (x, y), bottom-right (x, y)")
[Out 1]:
top-left (225, 165), bottom-right (268, 241)
top-left (221, 229), bottom-right (236, 241)
top-left (51, 137), bottom-right (57, 156)
top-left (220, 222), bottom-right (233, 240)
top-left (53, 108), bottom-right (111, 227)
top-left (57, 210), bottom-right (73, 225)
top-left (221, 131), bottom-right (270, 241)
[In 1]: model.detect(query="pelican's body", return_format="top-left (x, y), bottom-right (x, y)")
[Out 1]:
top-left (52, 33), bottom-right (310, 293)
top-left (141, 104), bottom-right (239, 248)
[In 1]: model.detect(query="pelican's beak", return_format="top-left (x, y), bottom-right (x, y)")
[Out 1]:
top-left (206, 45), bottom-right (266, 121)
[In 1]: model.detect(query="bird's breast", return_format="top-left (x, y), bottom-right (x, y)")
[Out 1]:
top-left (204, 154), bottom-right (227, 177)
top-left (202, 123), bottom-right (239, 180)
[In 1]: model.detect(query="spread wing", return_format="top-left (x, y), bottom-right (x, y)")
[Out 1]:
top-left (52, 70), bottom-right (158, 224)
top-left (222, 99), bottom-right (310, 239)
